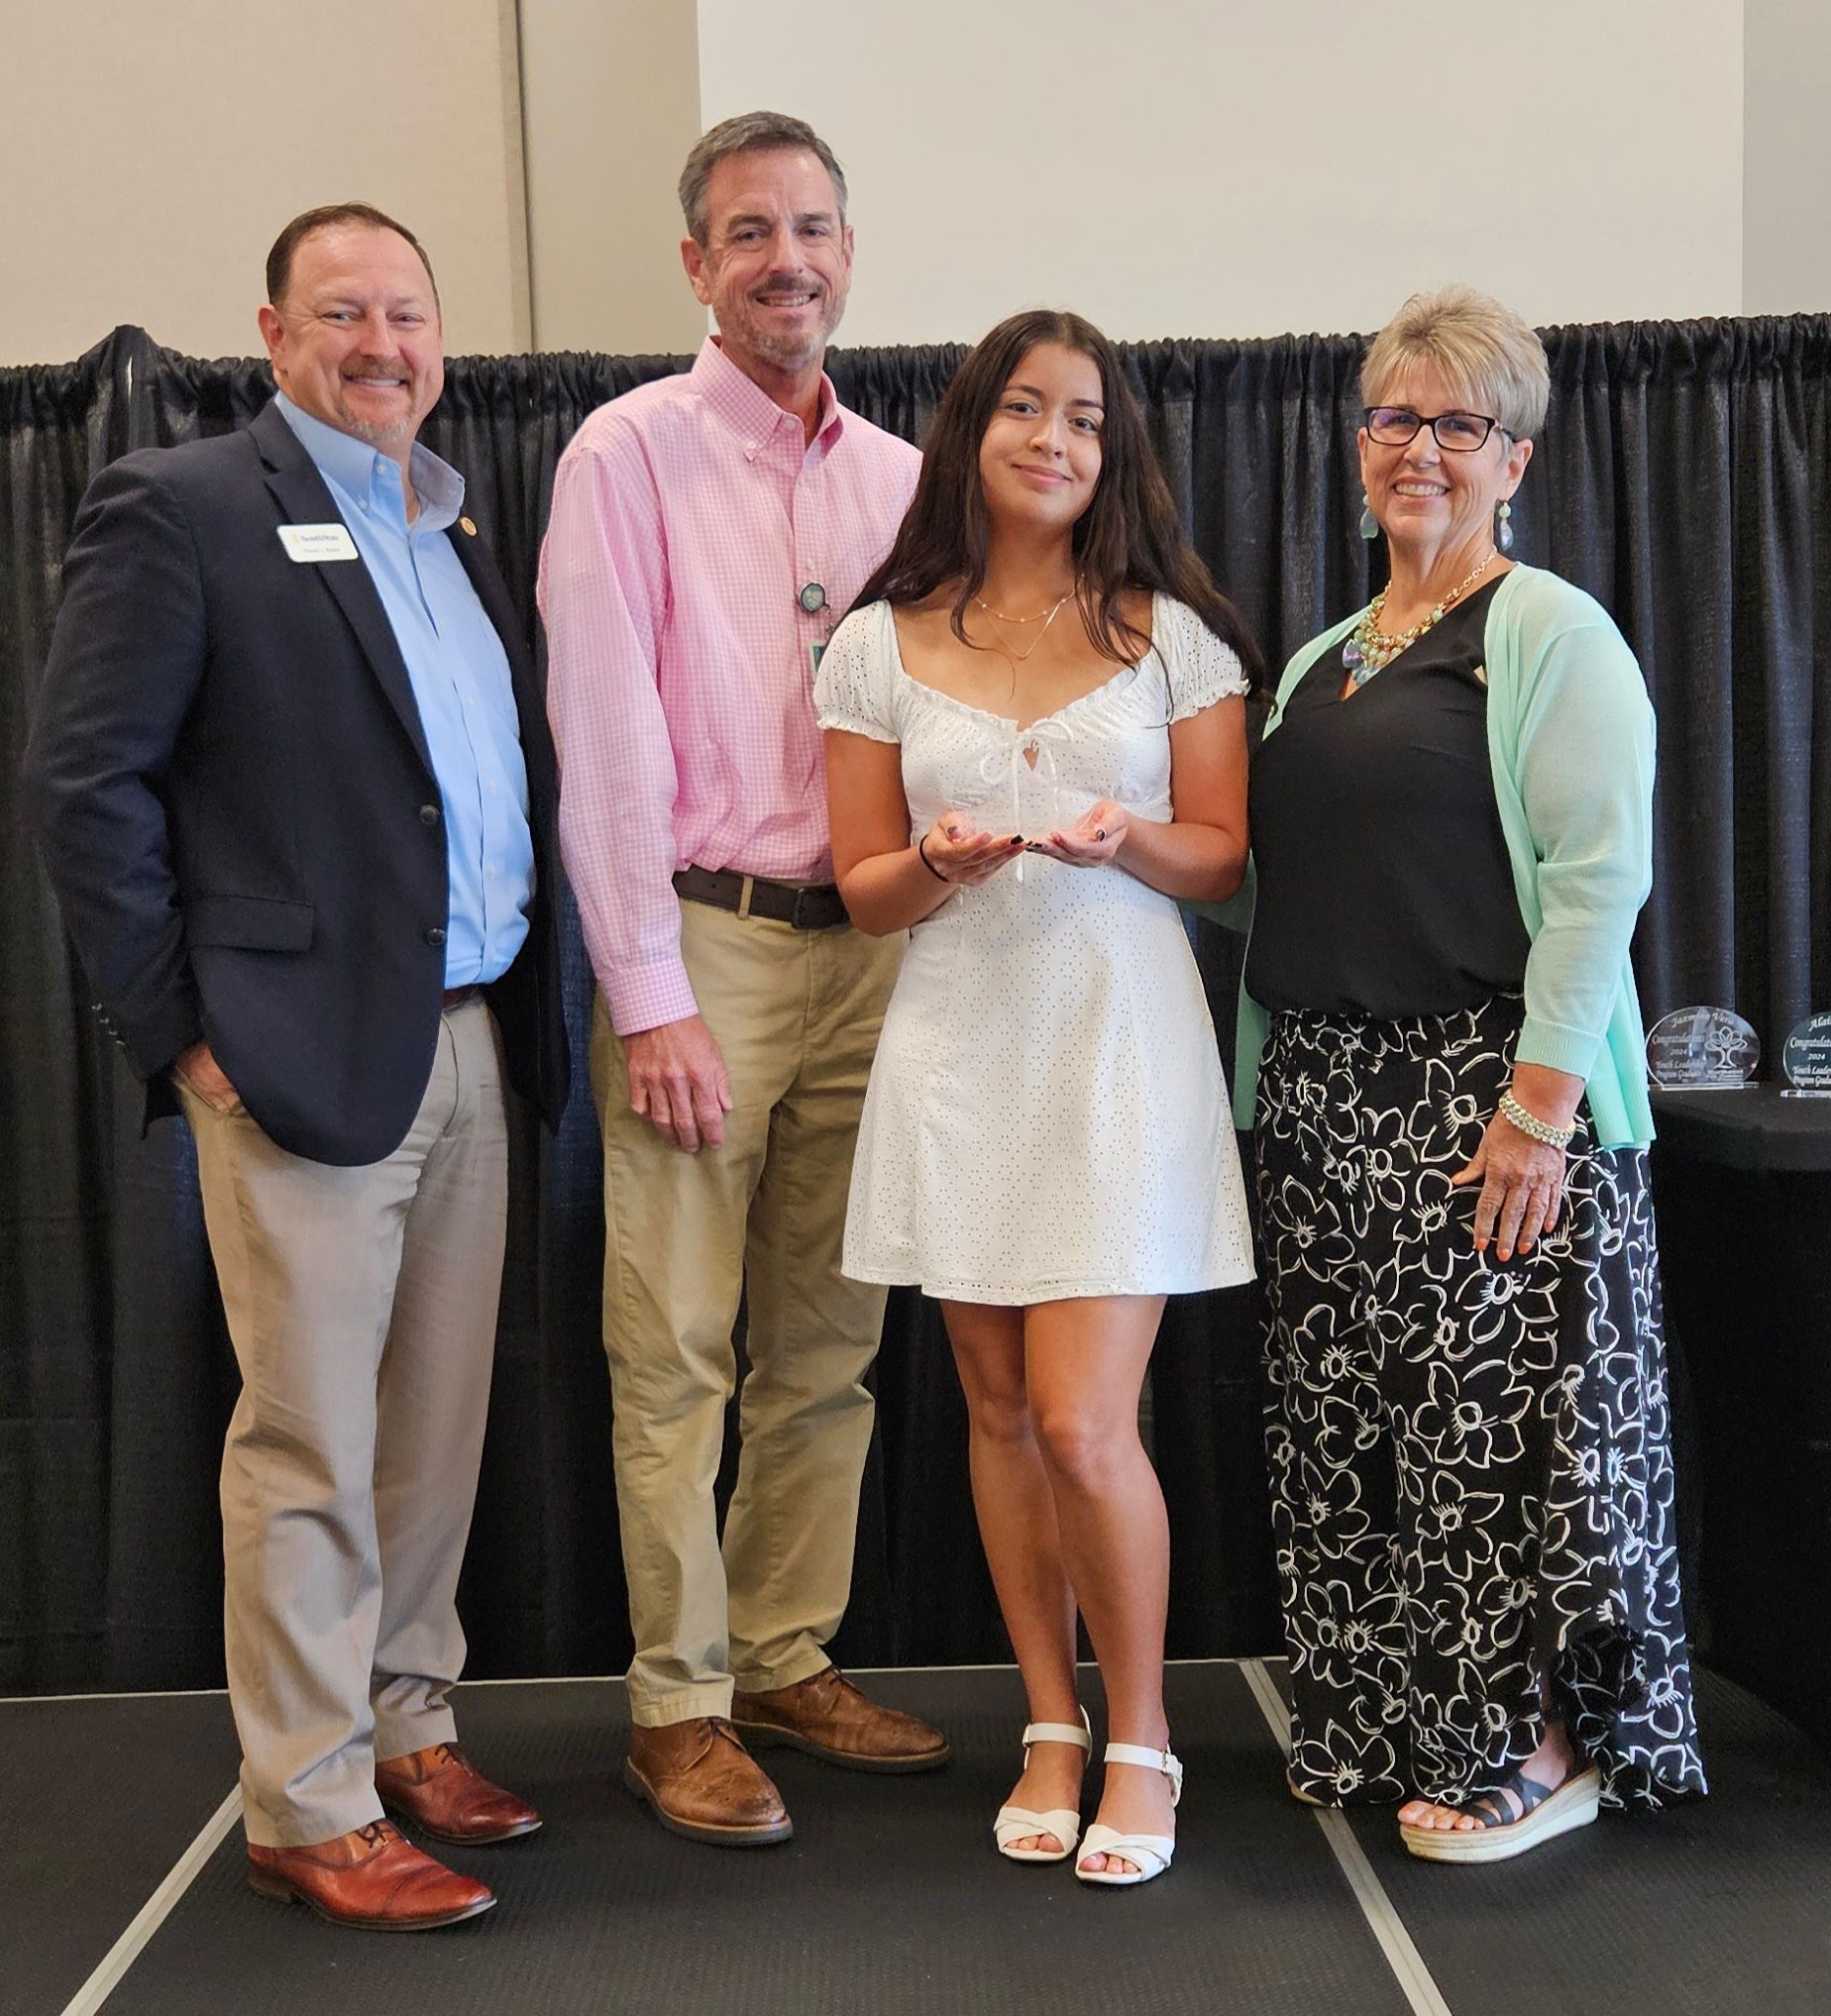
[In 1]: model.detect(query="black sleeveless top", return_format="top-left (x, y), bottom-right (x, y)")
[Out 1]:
top-left (1245, 579), bottom-right (1530, 1018)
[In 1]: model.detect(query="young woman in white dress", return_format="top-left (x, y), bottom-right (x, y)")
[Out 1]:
top-left (814, 310), bottom-right (1259, 1886)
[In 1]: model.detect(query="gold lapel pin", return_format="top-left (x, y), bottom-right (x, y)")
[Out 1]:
top-left (459, 515), bottom-right (478, 537)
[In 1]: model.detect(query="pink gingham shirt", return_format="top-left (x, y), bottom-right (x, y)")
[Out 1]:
top-left (539, 338), bottom-right (920, 1034)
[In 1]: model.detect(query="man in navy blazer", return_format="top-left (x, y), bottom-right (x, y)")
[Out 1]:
top-left (26, 203), bottom-right (567, 1932)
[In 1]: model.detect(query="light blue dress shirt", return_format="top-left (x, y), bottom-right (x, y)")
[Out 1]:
top-left (274, 393), bottom-right (534, 986)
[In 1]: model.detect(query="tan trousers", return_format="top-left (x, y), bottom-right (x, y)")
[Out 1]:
top-left (592, 900), bottom-right (902, 1726)
top-left (178, 999), bottom-right (508, 1847)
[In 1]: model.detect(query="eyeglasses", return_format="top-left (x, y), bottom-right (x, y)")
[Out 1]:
top-left (1363, 406), bottom-right (1511, 453)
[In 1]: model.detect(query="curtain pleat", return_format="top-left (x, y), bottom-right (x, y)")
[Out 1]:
top-left (4, 318), bottom-right (1828, 1689)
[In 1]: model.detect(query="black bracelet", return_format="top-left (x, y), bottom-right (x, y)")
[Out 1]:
top-left (916, 833), bottom-right (949, 883)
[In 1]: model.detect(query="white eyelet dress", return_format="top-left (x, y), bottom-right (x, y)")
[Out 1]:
top-left (813, 595), bottom-right (1255, 1306)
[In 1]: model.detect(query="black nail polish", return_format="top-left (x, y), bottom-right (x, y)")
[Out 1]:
top-left (1011, 835), bottom-right (1024, 845)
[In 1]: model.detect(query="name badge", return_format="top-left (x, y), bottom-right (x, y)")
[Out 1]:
top-left (277, 522), bottom-right (359, 564)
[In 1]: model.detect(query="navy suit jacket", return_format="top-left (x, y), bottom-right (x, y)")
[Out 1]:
top-left (25, 400), bottom-right (569, 1164)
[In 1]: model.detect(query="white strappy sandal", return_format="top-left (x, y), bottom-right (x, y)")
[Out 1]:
top-left (993, 1709), bottom-right (1092, 1863)
top-left (1075, 1741), bottom-right (1183, 1888)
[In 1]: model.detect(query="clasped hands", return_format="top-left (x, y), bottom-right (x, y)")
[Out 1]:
top-left (920, 798), bottom-right (1130, 883)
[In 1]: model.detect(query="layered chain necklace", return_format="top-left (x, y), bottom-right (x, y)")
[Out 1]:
top-left (1342, 551), bottom-right (1499, 686)
top-left (973, 583), bottom-right (1077, 664)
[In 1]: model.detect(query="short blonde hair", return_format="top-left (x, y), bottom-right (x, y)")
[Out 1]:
top-left (1359, 284), bottom-right (1550, 439)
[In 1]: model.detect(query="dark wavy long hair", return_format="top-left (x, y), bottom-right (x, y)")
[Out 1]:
top-left (855, 308), bottom-right (1261, 685)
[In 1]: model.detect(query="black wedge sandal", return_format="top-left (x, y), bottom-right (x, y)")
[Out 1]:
top-left (1400, 1761), bottom-right (1602, 1863)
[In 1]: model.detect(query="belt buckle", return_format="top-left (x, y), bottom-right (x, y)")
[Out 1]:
top-left (789, 884), bottom-right (817, 931)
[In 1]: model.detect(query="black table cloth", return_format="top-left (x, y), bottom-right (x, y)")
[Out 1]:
top-left (1651, 1085), bottom-right (1831, 1747)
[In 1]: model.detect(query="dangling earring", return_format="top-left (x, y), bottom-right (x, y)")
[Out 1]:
top-left (1359, 493), bottom-right (1379, 541)
top-left (1495, 498), bottom-right (1515, 553)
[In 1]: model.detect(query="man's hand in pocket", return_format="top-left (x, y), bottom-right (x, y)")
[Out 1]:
top-left (173, 1039), bottom-right (242, 1114)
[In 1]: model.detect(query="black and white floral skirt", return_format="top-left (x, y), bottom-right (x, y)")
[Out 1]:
top-left (1255, 995), bottom-right (1707, 1811)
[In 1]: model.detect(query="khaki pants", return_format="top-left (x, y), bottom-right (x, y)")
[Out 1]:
top-left (179, 999), bottom-right (508, 1847)
top-left (592, 900), bottom-right (902, 1726)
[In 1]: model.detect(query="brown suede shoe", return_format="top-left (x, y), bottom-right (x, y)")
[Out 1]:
top-left (376, 1742), bottom-right (542, 1845)
top-left (732, 1665), bottom-right (951, 1773)
top-left (623, 1717), bottom-right (793, 1847)
top-left (246, 1820), bottom-right (494, 1931)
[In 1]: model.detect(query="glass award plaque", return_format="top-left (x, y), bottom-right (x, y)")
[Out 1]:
top-left (1780, 1011), bottom-right (1831, 1098)
top-left (1645, 1007), bottom-right (1760, 1090)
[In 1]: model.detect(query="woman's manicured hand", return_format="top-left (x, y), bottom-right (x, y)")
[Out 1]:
top-left (921, 811), bottom-right (1026, 885)
top-left (1029, 798), bottom-right (1129, 867)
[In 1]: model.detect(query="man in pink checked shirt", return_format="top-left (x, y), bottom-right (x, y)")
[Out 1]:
top-left (539, 111), bottom-right (948, 1847)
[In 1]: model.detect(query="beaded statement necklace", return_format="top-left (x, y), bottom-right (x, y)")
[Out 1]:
top-left (1341, 551), bottom-right (1499, 687)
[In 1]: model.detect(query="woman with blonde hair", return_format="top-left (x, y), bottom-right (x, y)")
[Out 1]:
top-left (1236, 284), bottom-right (1706, 1860)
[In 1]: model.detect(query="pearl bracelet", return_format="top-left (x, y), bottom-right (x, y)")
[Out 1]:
top-left (1497, 1090), bottom-right (1574, 1149)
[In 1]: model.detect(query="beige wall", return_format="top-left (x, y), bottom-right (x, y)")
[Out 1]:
top-left (1744, 0), bottom-right (1831, 313)
top-left (519, 0), bottom-right (704, 354)
top-left (1, 0), bottom-right (529, 368)
top-left (6, 0), bottom-right (1826, 368)
top-left (696, 0), bottom-right (1746, 344)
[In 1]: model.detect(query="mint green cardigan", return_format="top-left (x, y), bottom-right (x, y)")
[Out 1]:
top-left (1217, 564), bottom-right (1657, 1148)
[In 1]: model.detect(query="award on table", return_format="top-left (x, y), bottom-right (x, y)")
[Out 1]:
top-left (1645, 1007), bottom-right (1760, 1090)
top-left (1780, 1012), bottom-right (1831, 1098)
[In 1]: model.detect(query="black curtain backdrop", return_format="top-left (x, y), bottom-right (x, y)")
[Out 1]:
top-left (5, 318), bottom-right (1829, 1693)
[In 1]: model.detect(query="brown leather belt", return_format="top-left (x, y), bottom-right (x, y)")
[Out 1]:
top-left (673, 865), bottom-right (849, 932)
top-left (442, 985), bottom-right (483, 1009)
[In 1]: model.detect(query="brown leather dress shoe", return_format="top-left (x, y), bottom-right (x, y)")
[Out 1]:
top-left (732, 1665), bottom-right (951, 1772)
top-left (623, 1717), bottom-right (793, 1847)
top-left (376, 1743), bottom-right (542, 1845)
top-left (246, 1819), bottom-right (494, 1931)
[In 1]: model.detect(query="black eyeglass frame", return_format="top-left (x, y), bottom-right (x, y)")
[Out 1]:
top-left (1361, 406), bottom-right (1515, 453)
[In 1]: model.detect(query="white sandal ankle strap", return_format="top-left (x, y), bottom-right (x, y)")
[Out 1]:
top-left (1102, 1741), bottom-right (1183, 1806)
top-left (1021, 1705), bottom-right (1091, 1758)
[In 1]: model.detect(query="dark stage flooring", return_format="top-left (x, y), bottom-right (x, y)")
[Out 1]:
top-left (9, 1661), bottom-right (1829, 2016)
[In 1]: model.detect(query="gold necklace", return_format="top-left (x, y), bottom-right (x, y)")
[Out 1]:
top-left (1342, 552), bottom-right (1499, 686)
top-left (973, 584), bottom-right (1076, 664)
top-left (973, 584), bottom-right (1076, 623)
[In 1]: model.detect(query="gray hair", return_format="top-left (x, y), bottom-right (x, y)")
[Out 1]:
top-left (1360, 283), bottom-right (1550, 439)
top-left (678, 111), bottom-right (849, 248)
